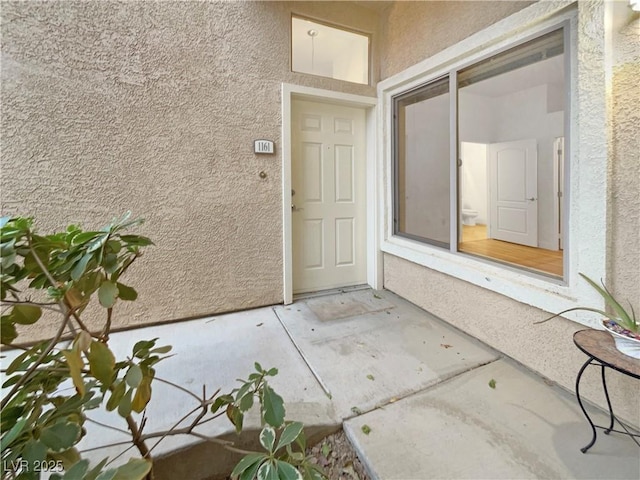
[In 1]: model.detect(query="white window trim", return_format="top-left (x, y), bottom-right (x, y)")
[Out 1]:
top-left (377, 1), bottom-right (609, 328)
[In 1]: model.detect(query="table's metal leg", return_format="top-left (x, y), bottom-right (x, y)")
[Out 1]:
top-left (601, 365), bottom-right (615, 434)
top-left (576, 357), bottom-right (597, 453)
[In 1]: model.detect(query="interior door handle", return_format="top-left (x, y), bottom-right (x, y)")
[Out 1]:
top-left (527, 197), bottom-right (537, 201)
top-left (292, 204), bottom-right (304, 212)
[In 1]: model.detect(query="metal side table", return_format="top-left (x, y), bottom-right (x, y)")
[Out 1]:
top-left (573, 329), bottom-right (640, 453)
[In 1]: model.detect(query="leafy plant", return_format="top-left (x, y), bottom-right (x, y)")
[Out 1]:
top-left (536, 273), bottom-right (638, 333)
top-left (230, 422), bottom-right (324, 480)
top-left (0, 214), bottom-right (324, 480)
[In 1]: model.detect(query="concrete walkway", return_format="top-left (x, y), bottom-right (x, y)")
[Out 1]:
top-left (275, 289), bottom-right (640, 480)
top-left (6, 288), bottom-right (638, 479)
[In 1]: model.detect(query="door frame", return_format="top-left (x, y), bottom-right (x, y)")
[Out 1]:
top-left (282, 84), bottom-right (379, 304)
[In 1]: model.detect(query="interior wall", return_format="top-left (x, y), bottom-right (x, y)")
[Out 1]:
top-left (0, 0), bottom-right (380, 341)
top-left (458, 92), bottom-right (494, 227)
top-left (460, 142), bottom-right (488, 225)
top-left (459, 85), bottom-right (563, 249)
top-left (458, 91), bottom-right (495, 143)
top-left (402, 94), bottom-right (450, 244)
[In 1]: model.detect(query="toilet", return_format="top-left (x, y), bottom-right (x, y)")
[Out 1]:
top-left (461, 209), bottom-right (479, 226)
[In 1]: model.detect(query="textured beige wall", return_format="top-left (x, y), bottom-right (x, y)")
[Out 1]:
top-left (2, 0), bottom-right (636, 425)
top-left (382, 3), bottom-right (640, 426)
top-left (609, 7), bottom-right (640, 316)
top-left (384, 255), bottom-right (640, 427)
top-left (606, 5), bottom-right (639, 421)
top-left (379, 0), bottom-right (533, 79)
top-left (0, 1), bottom-right (379, 340)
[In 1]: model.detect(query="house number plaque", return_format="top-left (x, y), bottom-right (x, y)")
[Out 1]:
top-left (254, 140), bottom-right (275, 154)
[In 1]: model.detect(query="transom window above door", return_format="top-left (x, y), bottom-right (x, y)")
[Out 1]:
top-left (291, 16), bottom-right (370, 85)
top-left (392, 27), bottom-right (567, 280)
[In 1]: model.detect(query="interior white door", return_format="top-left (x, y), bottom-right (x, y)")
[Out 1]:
top-left (292, 100), bottom-right (366, 294)
top-left (488, 139), bottom-right (538, 247)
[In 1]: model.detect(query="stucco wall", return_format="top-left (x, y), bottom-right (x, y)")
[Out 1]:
top-left (2, 0), bottom-right (636, 425)
top-left (382, 2), bottom-right (640, 426)
top-left (379, 0), bottom-right (533, 79)
top-left (384, 255), bottom-right (640, 427)
top-left (0, 1), bottom-right (379, 340)
top-left (609, 3), bottom-right (640, 323)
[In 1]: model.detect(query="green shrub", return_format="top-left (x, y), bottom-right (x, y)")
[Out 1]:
top-left (1, 214), bottom-right (323, 480)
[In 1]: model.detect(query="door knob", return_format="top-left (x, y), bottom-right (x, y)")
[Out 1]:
top-left (527, 197), bottom-right (537, 201)
top-left (292, 204), bottom-right (304, 212)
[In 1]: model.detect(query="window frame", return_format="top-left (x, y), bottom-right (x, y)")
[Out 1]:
top-left (377, 3), bottom-right (609, 326)
top-left (392, 74), bottom-right (452, 249)
top-left (290, 14), bottom-right (372, 86)
top-left (390, 24), bottom-right (569, 280)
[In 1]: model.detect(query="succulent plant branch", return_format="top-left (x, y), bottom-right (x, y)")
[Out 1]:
top-left (536, 273), bottom-right (639, 334)
top-left (0, 214), bottom-right (325, 480)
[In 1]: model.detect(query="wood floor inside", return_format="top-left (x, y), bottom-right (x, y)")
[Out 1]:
top-left (459, 225), bottom-right (563, 277)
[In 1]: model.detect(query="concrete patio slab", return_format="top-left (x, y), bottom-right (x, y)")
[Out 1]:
top-left (304, 289), bottom-right (396, 322)
top-left (274, 290), bottom-right (500, 419)
top-left (4, 288), bottom-right (637, 480)
top-left (344, 359), bottom-right (640, 480)
top-left (2, 307), bottom-right (336, 479)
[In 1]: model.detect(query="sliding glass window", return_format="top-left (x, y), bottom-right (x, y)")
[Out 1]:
top-left (392, 27), bottom-right (567, 279)
top-left (393, 77), bottom-right (450, 248)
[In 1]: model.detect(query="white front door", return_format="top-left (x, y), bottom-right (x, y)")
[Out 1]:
top-left (488, 139), bottom-right (538, 247)
top-left (292, 99), bottom-right (366, 294)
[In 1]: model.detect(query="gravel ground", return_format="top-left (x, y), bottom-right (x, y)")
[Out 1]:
top-left (225, 429), bottom-right (369, 480)
top-left (306, 430), bottom-right (370, 480)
